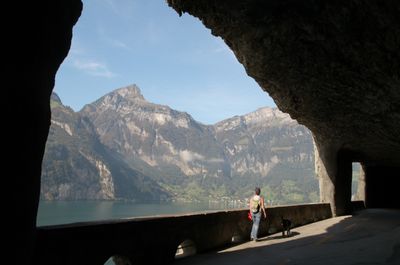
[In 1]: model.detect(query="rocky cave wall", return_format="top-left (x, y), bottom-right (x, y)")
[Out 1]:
top-left (6, 0), bottom-right (400, 264)
top-left (5, 1), bottom-right (82, 264)
top-left (167, 0), bottom-right (400, 214)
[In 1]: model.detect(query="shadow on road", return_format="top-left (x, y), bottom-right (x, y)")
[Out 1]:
top-left (174, 209), bottom-right (400, 265)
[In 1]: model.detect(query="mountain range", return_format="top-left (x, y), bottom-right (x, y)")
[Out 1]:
top-left (41, 85), bottom-right (318, 204)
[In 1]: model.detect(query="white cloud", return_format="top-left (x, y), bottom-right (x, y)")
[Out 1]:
top-left (179, 150), bottom-right (204, 163)
top-left (110, 39), bottom-right (130, 50)
top-left (94, 22), bottom-right (132, 52)
top-left (73, 59), bottom-right (116, 78)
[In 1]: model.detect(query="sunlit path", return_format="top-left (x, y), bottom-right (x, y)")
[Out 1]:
top-left (174, 209), bottom-right (400, 265)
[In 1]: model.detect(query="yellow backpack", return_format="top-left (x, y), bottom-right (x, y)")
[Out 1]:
top-left (251, 195), bottom-right (261, 213)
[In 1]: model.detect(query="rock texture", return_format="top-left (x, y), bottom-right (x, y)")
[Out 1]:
top-left (167, 0), bottom-right (400, 215)
top-left (63, 85), bottom-right (315, 203)
top-left (41, 86), bottom-right (315, 204)
top-left (215, 106), bottom-right (313, 179)
top-left (7, 1), bottom-right (400, 263)
top-left (81, 85), bottom-right (226, 180)
top-left (42, 93), bottom-right (169, 202)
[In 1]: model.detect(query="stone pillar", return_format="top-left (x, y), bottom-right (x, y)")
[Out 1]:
top-left (364, 165), bottom-right (399, 208)
top-left (314, 137), bottom-right (353, 216)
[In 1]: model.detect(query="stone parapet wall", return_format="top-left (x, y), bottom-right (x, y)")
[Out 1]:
top-left (32, 202), bottom-right (347, 265)
top-left (261, 203), bottom-right (333, 235)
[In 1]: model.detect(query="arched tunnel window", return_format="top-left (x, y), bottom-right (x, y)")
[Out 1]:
top-left (175, 239), bottom-right (197, 259)
top-left (38, 0), bottom-right (318, 226)
top-left (232, 233), bottom-right (245, 244)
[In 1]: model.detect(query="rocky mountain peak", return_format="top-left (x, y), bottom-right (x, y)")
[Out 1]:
top-left (44, 86), bottom-right (316, 204)
top-left (114, 84), bottom-right (145, 101)
top-left (81, 84), bottom-right (147, 114)
top-left (243, 107), bottom-right (294, 125)
top-left (214, 107), bottom-right (296, 132)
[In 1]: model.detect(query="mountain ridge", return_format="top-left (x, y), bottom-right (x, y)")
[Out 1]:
top-left (42, 85), bottom-right (317, 204)
top-left (42, 92), bottom-right (170, 202)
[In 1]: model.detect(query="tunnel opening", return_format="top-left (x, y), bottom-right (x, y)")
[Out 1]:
top-left (351, 162), bottom-right (361, 201)
top-left (38, 0), bottom-right (319, 227)
top-left (38, 0), bottom-right (270, 225)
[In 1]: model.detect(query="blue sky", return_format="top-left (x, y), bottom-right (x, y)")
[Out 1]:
top-left (54, 0), bottom-right (276, 125)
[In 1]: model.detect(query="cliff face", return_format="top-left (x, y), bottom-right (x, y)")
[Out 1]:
top-left (81, 85), bottom-right (228, 180)
top-left (215, 107), bottom-right (313, 178)
top-left (70, 85), bottom-right (315, 202)
top-left (42, 92), bottom-right (170, 202)
top-left (214, 107), bottom-right (316, 202)
top-left (42, 85), bottom-right (316, 203)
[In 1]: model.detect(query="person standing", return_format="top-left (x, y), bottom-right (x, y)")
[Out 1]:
top-left (249, 187), bottom-right (267, 241)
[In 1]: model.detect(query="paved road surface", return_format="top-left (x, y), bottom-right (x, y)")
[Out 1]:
top-left (174, 209), bottom-right (400, 265)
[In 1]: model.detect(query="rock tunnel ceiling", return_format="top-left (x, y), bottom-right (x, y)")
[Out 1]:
top-left (7, 2), bottom-right (400, 262)
top-left (167, 0), bottom-right (400, 167)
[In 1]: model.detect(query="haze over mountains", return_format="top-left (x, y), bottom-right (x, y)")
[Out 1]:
top-left (41, 85), bottom-right (318, 204)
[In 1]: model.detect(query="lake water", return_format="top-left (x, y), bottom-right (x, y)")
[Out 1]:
top-left (37, 200), bottom-right (246, 226)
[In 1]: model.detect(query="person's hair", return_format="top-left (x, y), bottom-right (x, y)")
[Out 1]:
top-left (255, 187), bottom-right (261, 195)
